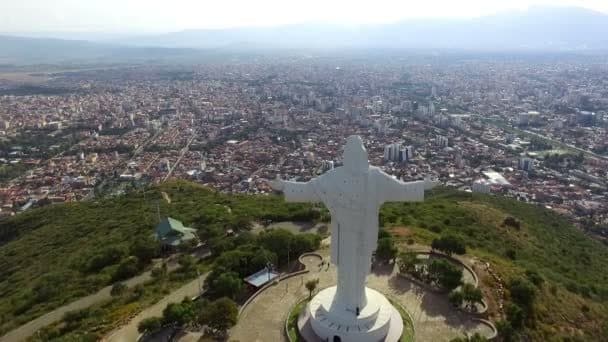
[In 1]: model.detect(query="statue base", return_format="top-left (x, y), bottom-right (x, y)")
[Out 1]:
top-left (298, 286), bottom-right (403, 342)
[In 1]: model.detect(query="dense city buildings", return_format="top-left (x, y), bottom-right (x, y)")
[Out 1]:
top-left (0, 56), bottom-right (606, 239)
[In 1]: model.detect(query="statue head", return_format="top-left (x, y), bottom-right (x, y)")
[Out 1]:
top-left (343, 135), bottom-right (369, 173)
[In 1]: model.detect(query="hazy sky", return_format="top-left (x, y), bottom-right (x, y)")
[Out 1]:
top-left (1, 0), bottom-right (607, 33)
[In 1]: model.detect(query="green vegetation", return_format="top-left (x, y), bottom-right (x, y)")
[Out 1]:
top-left (431, 234), bottom-right (467, 256)
top-left (200, 297), bottom-right (239, 337)
top-left (31, 260), bottom-right (210, 341)
top-left (2, 181), bottom-right (608, 341)
top-left (449, 333), bottom-right (488, 342)
top-left (427, 259), bottom-right (463, 291)
top-left (0, 163), bottom-right (31, 184)
top-left (376, 230), bottom-right (398, 263)
top-left (134, 295), bottom-right (238, 339)
top-left (387, 297), bottom-right (415, 342)
top-left (137, 316), bottom-right (162, 334)
top-left (396, 251), bottom-right (421, 275)
top-left (449, 283), bottom-right (483, 312)
top-left (0, 180), bottom-right (319, 335)
top-left (203, 228), bottom-right (320, 300)
top-left (286, 298), bottom-right (308, 342)
top-left (397, 251), bottom-right (463, 292)
top-left (383, 188), bottom-right (608, 340)
top-left (305, 278), bottom-right (319, 300)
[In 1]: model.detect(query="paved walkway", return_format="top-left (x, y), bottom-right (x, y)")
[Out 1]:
top-left (230, 254), bottom-right (328, 342)
top-left (104, 273), bottom-right (208, 342)
top-left (230, 249), bottom-right (493, 342)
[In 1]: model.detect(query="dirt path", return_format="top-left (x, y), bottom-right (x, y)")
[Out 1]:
top-left (0, 257), bottom-right (186, 342)
top-left (0, 271), bottom-right (154, 342)
top-left (104, 273), bottom-right (208, 342)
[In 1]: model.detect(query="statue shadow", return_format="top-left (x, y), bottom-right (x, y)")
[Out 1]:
top-left (371, 261), bottom-right (395, 276)
top-left (141, 327), bottom-right (178, 342)
top-left (387, 274), bottom-right (417, 295)
top-left (419, 291), bottom-right (470, 329)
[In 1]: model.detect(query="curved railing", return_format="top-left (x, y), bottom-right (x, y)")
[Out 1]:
top-left (238, 252), bottom-right (323, 317)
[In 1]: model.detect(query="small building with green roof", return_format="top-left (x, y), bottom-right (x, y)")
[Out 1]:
top-left (155, 217), bottom-right (199, 248)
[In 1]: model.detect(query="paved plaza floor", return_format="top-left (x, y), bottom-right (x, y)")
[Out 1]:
top-left (230, 249), bottom-right (494, 342)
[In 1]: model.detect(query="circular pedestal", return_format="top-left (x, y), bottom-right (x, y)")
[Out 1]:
top-left (301, 286), bottom-right (403, 342)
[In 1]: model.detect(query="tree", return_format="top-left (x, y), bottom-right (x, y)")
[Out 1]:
top-left (200, 297), bottom-right (238, 337)
top-left (449, 290), bottom-right (464, 308)
top-left (209, 236), bottom-right (235, 256)
top-left (228, 216), bottom-right (254, 232)
top-left (378, 228), bottom-right (391, 239)
top-left (86, 245), bottom-right (128, 272)
top-left (397, 251), bottom-right (420, 275)
top-left (257, 228), bottom-right (293, 263)
top-left (509, 278), bottom-right (536, 310)
top-left (291, 233), bottom-right (322, 257)
top-left (506, 303), bottom-right (525, 329)
top-left (162, 301), bottom-right (195, 327)
top-left (375, 237), bottom-right (398, 263)
top-left (431, 235), bottom-right (466, 256)
top-left (461, 283), bottom-right (483, 311)
top-left (305, 278), bottom-right (320, 299)
top-left (496, 320), bottom-right (516, 342)
top-left (427, 259), bottom-right (463, 291)
top-left (130, 237), bottom-right (159, 265)
top-left (138, 316), bottom-right (162, 334)
top-left (525, 269), bottom-right (544, 287)
top-left (233, 231), bottom-right (256, 247)
top-left (113, 256), bottom-right (140, 281)
top-left (209, 272), bottom-right (243, 300)
top-left (177, 254), bottom-right (197, 275)
top-left (503, 216), bottom-right (521, 230)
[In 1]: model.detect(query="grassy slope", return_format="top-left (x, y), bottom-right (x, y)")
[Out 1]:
top-left (383, 189), bottom-right (608, 340)
top-left (0, 180), bottom-right (314, 335)
top-left (1, 182), bottom-right (607, 340)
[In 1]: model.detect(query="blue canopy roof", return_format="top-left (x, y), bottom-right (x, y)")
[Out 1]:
top-left (244, 268), bottom-right (280, 287)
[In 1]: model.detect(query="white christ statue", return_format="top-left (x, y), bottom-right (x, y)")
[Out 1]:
top-left (270, 135), bottom-right (437, 315)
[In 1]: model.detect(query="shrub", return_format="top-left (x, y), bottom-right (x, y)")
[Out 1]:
top-left (449, 290), bottom-right (464, 307)
top-left (86, 245), bottom-right (128, 273)
top-left (110, 282), bottom-right (127, 296)
top-left (431, 235), bottom-right (466, 256)
top-left (200, 297), bottom-right (238, 336)
top-left (427, 259), bottom-right (463, 291)
top-left (208, 272), bottom-right (243, 300)
top-left (509, 278), bottom-right (536, 310)
top-left (375, 237), bottom-right (397, 262)
top-left (130, 237), bottom-right (159, 265)
top-left (162, 301), bottom-right (195, 327)
top-left (525, 270), bottom-right (544, 287)
top-left (113, 256), bottom-right (140, 281)
top-left (506, 303), bottom-right (525, 329)
top-left (138, 316), bottom-right (162, 334)
top-left (505, 249), bottom-right (517, 260)
top-left (305, 278), bottom-right (320, 299)
top-left (503, 216), bottom-right (521, 230)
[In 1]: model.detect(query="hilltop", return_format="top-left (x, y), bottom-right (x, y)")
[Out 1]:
top-left (0, 181), bottom-right (607, 340)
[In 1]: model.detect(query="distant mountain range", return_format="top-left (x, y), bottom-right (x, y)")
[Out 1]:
top-left (1, 6), bottom-right (608, 65)
top-left (113, 7), bottom-right (608, 51)
top-left (0, 35), bottom-right (213, 65)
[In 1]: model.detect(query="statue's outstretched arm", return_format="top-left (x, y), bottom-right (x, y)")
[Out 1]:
top-left (376, 170), bottom-right (437, 203)
top-left (268, 176), bottom-right (321, 203)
